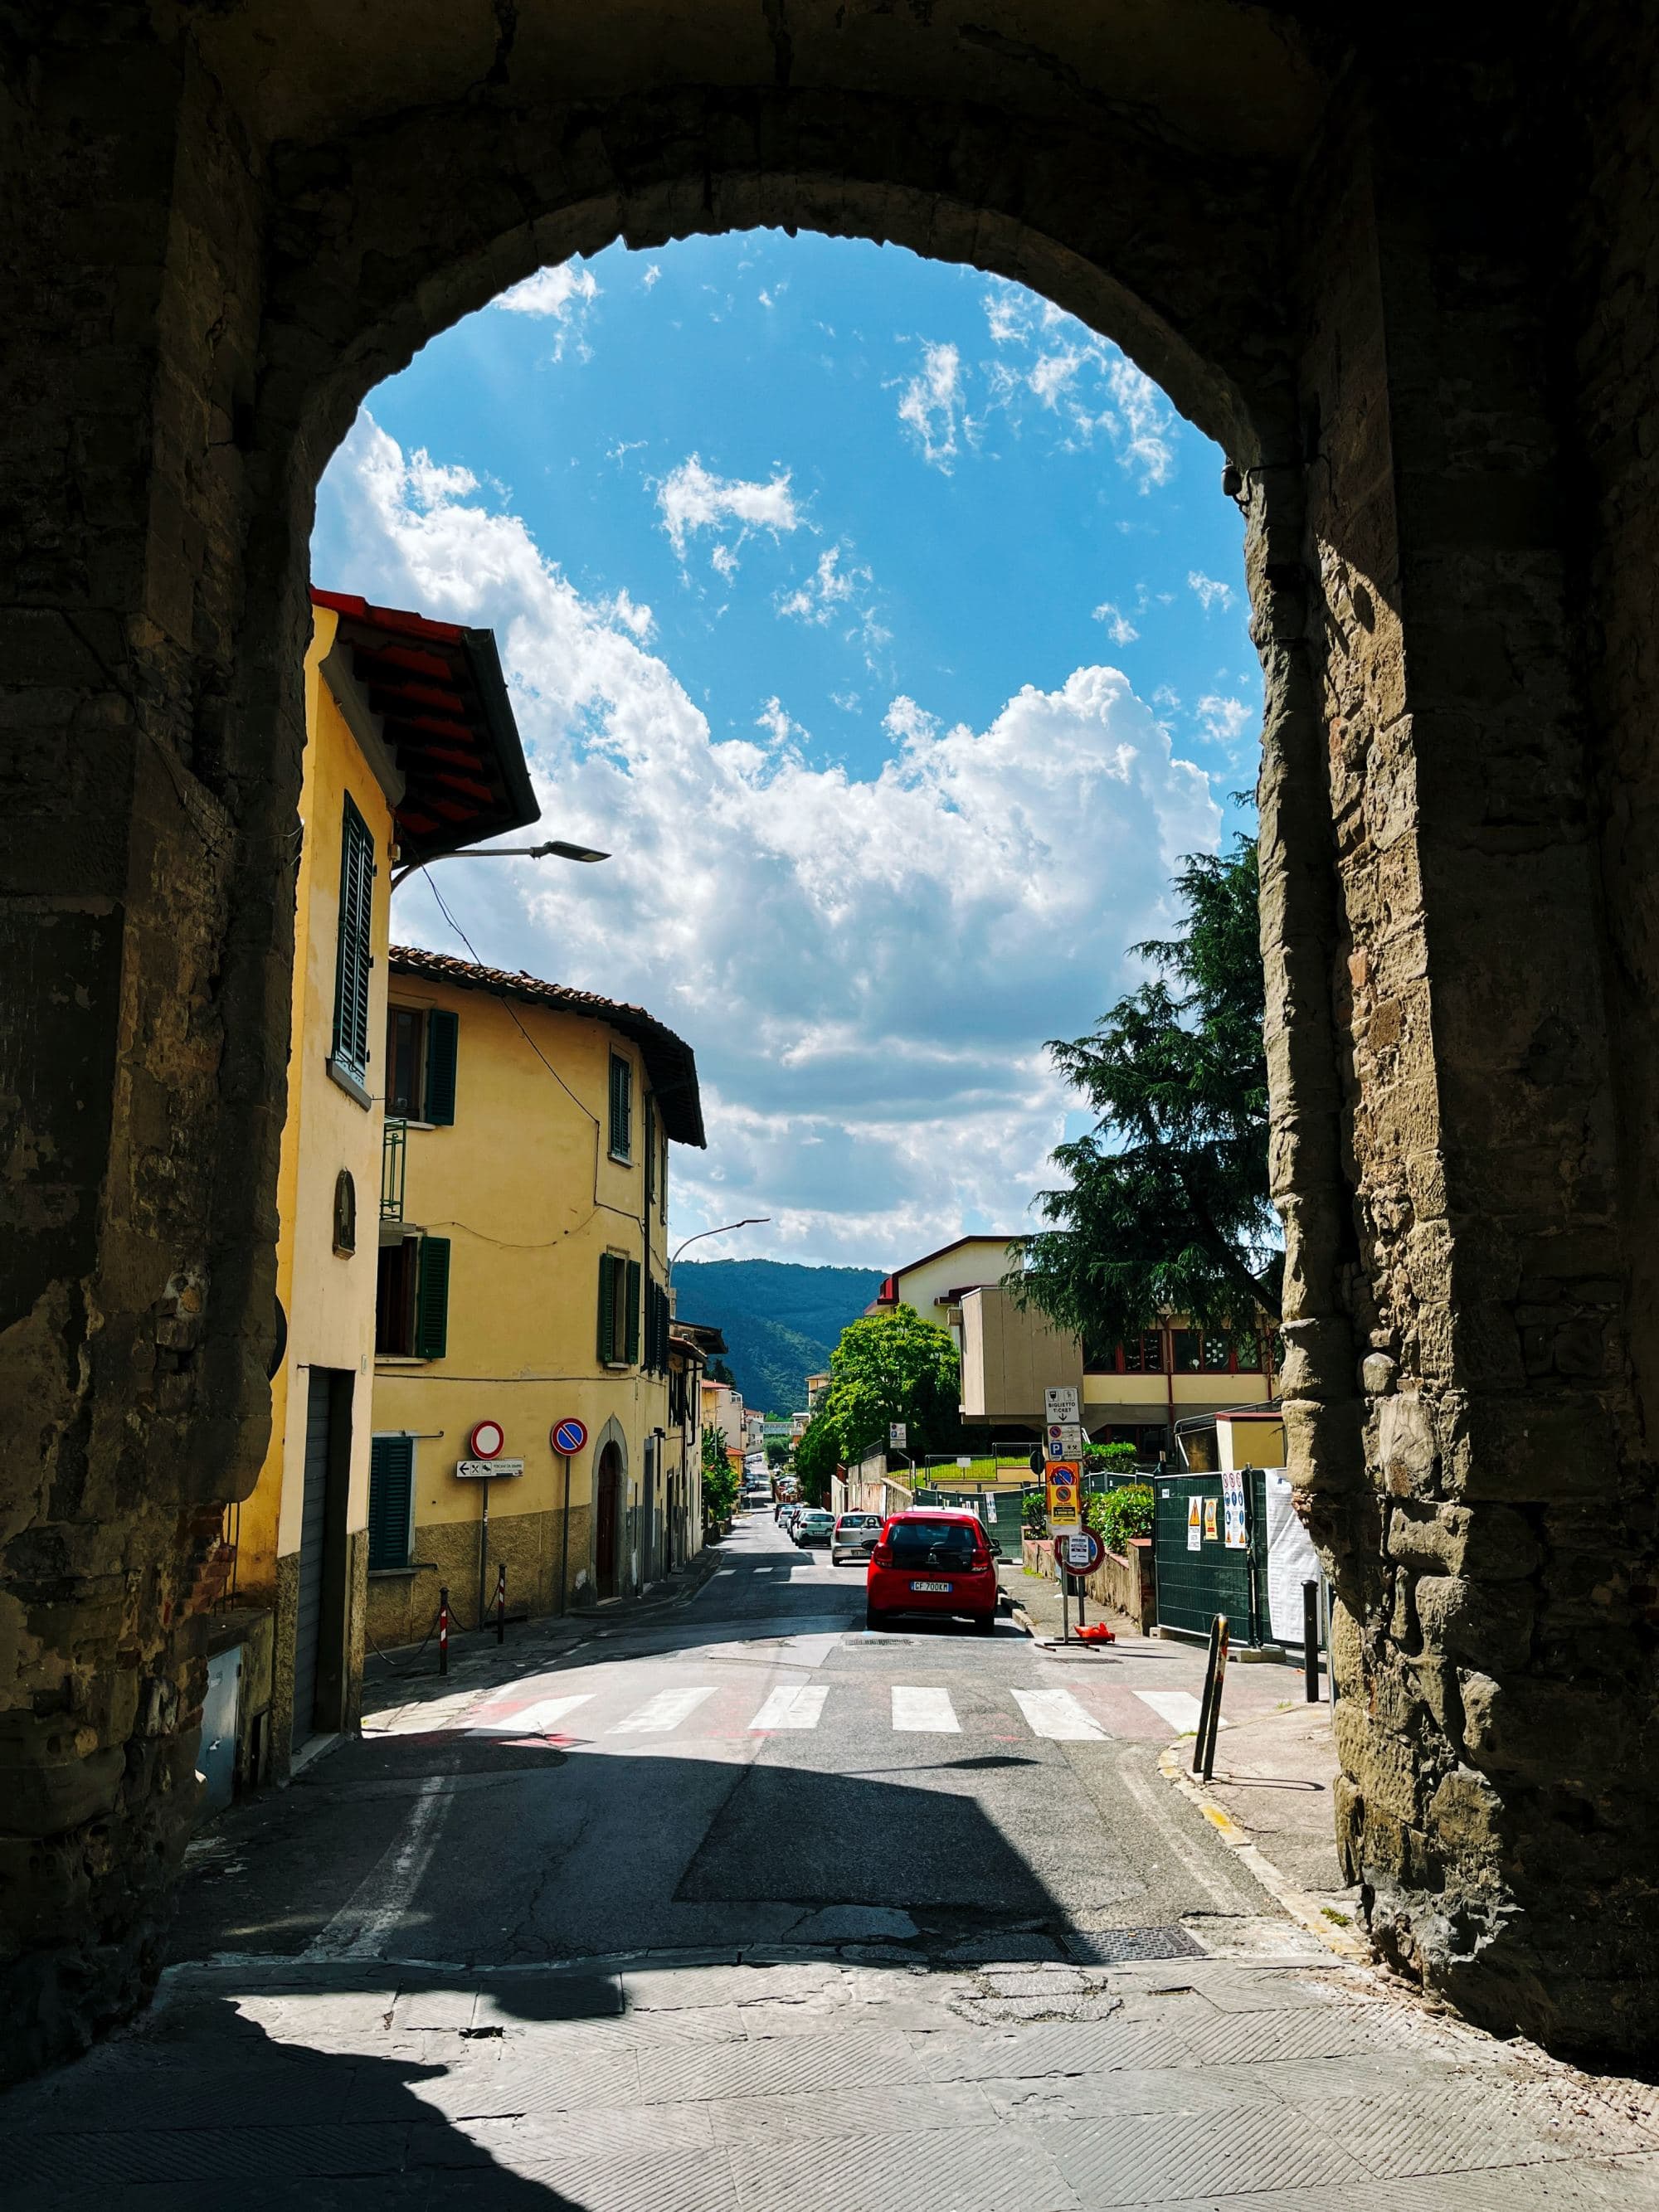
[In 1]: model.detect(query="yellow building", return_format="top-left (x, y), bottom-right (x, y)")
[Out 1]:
top-left (224, 589), bottom-right (538, 1782)
top-left (959, 1287), bottom-right (1277, 1458)
top-left (365, 949), bottom-right (706, 1647)
top-left (867, 1235), bottom-right (1021, 1362)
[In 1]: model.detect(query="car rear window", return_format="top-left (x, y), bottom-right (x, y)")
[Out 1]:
top-left (837, 1515), bottom-right (877, 1529)
top-left (887, 1520), bottom-right (980, 1568)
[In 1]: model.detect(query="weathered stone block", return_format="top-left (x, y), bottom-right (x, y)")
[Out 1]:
top-left (1386, 1502), bottom-right (1541, 1580)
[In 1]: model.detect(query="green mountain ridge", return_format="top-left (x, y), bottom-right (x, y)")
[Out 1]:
top-left (674, 1258), bottom-right (887, 1417)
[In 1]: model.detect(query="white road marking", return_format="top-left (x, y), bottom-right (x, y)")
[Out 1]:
top-left (1011, 1687), bottom-right (1109, 1742)
top-left (611, 1687), bottom-right (717, 1734)
top-left (1133, 1689), bottom-right (1224, 1735)
top-left (303, 1773), bottom-right (450, 1962)
top-left (892, 1686), bottom-right (960, 1733)
top-left (750, 1685), bottom-right (829, 1730)
top-left (471, 1694), bottom-right (593, 1737)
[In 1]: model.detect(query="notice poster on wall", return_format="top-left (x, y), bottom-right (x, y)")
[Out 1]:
top-left (1187, 1497), bottom-right (1203, 1550)
top-left (1221, 1468), bottom-right (1248, 1549)
top-left (1204, 1497), bottom-right (1219, 1543)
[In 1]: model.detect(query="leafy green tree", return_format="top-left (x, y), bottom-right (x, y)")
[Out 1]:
top-left (1014, 834), bottom-right (1279, 1348)
top-left (701, 1425), bottom-right (738, 1525)
top-left (791, 1412), bottom-right (841, 1506)
top-left (820, 1305), bottom-right (961, 1463)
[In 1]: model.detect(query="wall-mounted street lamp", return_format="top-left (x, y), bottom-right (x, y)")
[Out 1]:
top-left (670, 1218), bottom-right (771, 1274)
top-left (392, 839), bottom-right (611, 890)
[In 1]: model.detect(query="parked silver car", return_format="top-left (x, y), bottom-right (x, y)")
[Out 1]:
top-left (830, 1511), bottom-right (883, 1566)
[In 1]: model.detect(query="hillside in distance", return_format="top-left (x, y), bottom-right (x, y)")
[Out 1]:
top-left (674, 1258), bottom-right (887, 1417)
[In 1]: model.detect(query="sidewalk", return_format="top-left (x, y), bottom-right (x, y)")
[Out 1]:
top-left (1000, 1555), bottom-right (1362, 1955)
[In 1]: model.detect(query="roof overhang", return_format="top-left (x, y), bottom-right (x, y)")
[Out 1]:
top-left (313, 588), bottom-right (539, 866)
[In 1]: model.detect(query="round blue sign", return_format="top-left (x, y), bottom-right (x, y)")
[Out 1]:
top-left (552, 1417), bottom-right (589, 1456)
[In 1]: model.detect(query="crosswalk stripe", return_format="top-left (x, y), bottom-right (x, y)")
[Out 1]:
top-left (611, 1687), bottom-right (716, 1735)
top-left (472, 1694), bottom-right (592, 1736)
top-left (892, 1686), bottom-right (959, 1733)
top-left (1133, 1689), bottom-right (1224, 1734)
top-left (1011, 1687), bottom-right (1109, 1742)
top-left (751, 1685), bottom-right (829, 1731)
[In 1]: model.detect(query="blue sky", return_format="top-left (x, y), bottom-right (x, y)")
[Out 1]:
top-left (314, 231), bottom-right (1259, 1267)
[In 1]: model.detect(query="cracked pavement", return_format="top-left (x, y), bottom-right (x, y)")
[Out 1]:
top-left (7, 1512), bottom-right (1657, 2208)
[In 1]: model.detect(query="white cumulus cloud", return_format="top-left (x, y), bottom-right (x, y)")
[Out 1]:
top-left (319, 415), bottom-right (1220, 1262)
top-left (895, 341), bottom-right (967, 470)
top-left (657, 455), bottom-right (804, 569)
top-left (494, 260), bottom-right (601, 357)
top-left (1188, 570), bottom-right (1236, 612)
top-left (1092, 601), bottom-right (1140, 645)
top-left (1195, 693), bottom-right (1254, 746)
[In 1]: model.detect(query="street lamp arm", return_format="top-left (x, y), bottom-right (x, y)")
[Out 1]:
top-left (392, 839), bottom-right (611, 888)
top-left (671, 1218), bottom-right (770, 1268)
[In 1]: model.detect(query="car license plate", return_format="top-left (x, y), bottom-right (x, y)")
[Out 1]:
top-left (910, 1579), bottom-right (951, 1592)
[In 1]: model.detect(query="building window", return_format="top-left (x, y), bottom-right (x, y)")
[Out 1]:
top-left (644, 1277), bottom-right (671, 1375)
top-left (332, 1169), bottom-right (357, 1257)
top-left (597, 1251), bottom-right (641, 1366)
top-left (1231, 1334), bottom-right (1262, 1373)
top-left (1172, 1329), bottom-right (1204, 1372)
top-left (330, 793), bottom-right (376, 1089)
top-left (644, 1094), bottom-right (657, 1211)
top-left (386, 1004), bottom-right (459, 1125)
top-left (368, 1434), bottom-right (416, 1571)
top-left (377, 1235), bottom-right (450, 1359)
top-left (608, 1053), bottom-right (633, 1160)
top-left (1119, 1331), bottom-right (1165, 1373)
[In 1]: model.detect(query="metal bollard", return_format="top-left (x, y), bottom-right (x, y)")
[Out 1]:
top-left (438, 1586), bottom-right (450, 1676)
top-left (494, 1562), bottom-right (506, 1646)
top-left (1192, 1613), bottom-right (1229, 1782)
top-left (1302, 1580), bottom-right (1321, 1702)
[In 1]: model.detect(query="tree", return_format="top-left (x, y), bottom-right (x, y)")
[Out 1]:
top-left (701, 1424), bottom-right (738, 1526)
top-left (1014, 834), bottom-right (1280, 1349)
top-left (789, 1306), bottom-right (965, 1503)
top-left (791, 1412), bottom-right (841, 1507)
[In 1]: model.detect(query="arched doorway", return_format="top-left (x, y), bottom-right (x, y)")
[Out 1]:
top-left (594, 1441), bottom-right (624, 1602)
top-left (7, 2), bottom-right (1659, 2073)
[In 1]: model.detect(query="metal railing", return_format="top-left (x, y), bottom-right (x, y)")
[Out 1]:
top-left (381, 1117), bottom-right (407, 1220)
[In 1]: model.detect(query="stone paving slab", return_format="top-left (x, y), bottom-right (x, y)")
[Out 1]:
top-left (9, 1950), bottom-right (1659, 2211)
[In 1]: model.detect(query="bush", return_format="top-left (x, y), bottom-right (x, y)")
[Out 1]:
top-left (1020, 1489), bottom-right (1048, 1532)
top-left (1084, 1441), bottom-right (1139, 1472)
top-left (1086, 1483), bottom-right (1154, 1553)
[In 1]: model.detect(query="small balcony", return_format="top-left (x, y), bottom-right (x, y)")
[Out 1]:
top-left (381, 1118), bottom-right (407, 1222)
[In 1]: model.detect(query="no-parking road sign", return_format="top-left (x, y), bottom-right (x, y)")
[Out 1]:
top-left (552, 1417), bottom-right (589, 1456)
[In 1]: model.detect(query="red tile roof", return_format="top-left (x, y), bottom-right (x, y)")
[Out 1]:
top-left (312, 587), bottom-right (538, 865)
top-left (388, 944), bottom-right (705, 1146)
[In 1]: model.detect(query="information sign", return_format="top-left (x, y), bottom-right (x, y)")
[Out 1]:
top-left (1220, 1467), bottom-right (1248, 1549)
top-left (456, 1458), bottom-right (524, 1480)
top-left (889, 1422), bottom-right (907, 1449)
top-left (1046, 1422), bottom-right (1085, 1461)
top-left (1045, 1459), bottom-right (1082, 1529)
top-left (1187, 1497), bottom-right (1203, 1550)
top-left (551, 1417), bottom-right (588, 1456)
top-left (1044, 1386), bottom-right (1081, 1425)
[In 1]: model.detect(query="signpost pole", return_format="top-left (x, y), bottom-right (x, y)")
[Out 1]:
top-left (558, 1453), bottom-right (572, 1616)
top-left (477, 1477), bottom-right (489, 1634)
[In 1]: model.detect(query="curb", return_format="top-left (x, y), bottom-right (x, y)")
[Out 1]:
top-left (1156, 1743), bottom-right (1369, 1963)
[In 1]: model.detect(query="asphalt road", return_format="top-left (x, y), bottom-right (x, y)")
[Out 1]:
top-left (173, 1510), bottom-right (1278, 1971)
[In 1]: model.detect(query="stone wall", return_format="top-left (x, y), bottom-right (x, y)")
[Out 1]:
top-left (6, 1), bottom-right (1659, 2075)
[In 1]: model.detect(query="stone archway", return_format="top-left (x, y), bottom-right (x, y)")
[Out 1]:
top-left (591, 1423), bottom-right (629, 1602)
top-left (5, 2), bottom-right (1659, 2076)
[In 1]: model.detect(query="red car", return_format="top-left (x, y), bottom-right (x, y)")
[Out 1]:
top-left (865, 1508), bottom-right (999, 1635)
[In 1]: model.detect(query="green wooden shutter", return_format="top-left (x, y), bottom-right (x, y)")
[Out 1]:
top-left (609, 1053), bottom-right (631, 1158)
top-left (414, 1236), bottom-right (450, 1359)
top-left (423, 1008), bottom-right (459, 1125)
top-left (332, 795), bottom-right (376, 1080)
top-left (625, 1257), bottom-right (642, 1365)
top-left (644, 1096), bottom-right (656, 1208)
top-left (367, 1435), bottom-right (414, 1570)
top-left (597, 1252), bottom-right (616, 1364)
